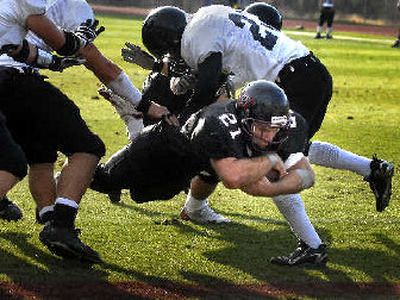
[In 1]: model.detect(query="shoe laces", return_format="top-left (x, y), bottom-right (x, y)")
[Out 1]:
top-left (199, 205), bottom-right (223, 220)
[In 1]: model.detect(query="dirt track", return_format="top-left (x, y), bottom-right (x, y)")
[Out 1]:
top-left (1, 4), bottom-right (397, 300)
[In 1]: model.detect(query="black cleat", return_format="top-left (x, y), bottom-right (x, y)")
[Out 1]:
top-left (326, 34), bottom-right (333, 39)
top-left (0, 197), bottom-right (23, 221)
top-left (364, 155), bottom-right (394, 212)
top-left (108, 190), bottom-right (121, 204)
top-left (314, 33), bottom-right (322, 39)
top-left (392, 40), bottom-right (400, 48)
top-left (39, 222), bottom-right (102, 264)
top-left (35, 208), bottom-right (54, 224)
top-left (271, 240), bottom-right (328, 266)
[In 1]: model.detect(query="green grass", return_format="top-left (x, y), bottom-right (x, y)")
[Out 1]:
top-left (1, 14), bottom-right (399, 291)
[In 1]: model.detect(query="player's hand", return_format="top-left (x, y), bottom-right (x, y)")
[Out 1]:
top-left (49, 55), bottom-right (86, 72)
top-left (170, 74), bottom-right (196, 95)
top-left (266, 153), bottom-right (287, 178)
top-left (121, 42), bottom-right (155, 70)
top-left (75, 19), bottom-right (105, 46)
top-left (0, 44), bottom-right (19, 56)
top-left (147, 102), bottom-right (179, 126)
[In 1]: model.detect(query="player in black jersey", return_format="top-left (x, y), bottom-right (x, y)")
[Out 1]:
top-left (91, 80), bottom-right (327, 265)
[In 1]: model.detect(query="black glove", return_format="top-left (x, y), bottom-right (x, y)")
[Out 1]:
top-left (121, 42), bottom-right (155, 70)
top-left (49, 55), bottom-right (86, 72)
top-left (74, 19), bottom-right (105, 46)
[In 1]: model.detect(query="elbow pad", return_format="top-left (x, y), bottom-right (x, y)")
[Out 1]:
top-left (56, 31), bottom-right (83, 56)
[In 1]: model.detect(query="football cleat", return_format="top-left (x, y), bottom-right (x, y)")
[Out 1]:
top-left (314, 33), bottom-right (322, 39)
top-left (392, 40), bottom-right (400, 48)
top-left (35, 208), bottom-right (54, 224)
top-left (326, 34), bottom-right (333, 39)
top-left (364, 155), bottom-right (394, 212)
top-left (180, 205), bottom-right (230, 224)
top-left (270, 240), bottom-right (328, 266)
top-left (39, 222), bottom-right (102, 264)
top-left (0, 197), bottom-right (23, 221)
top-left (108, 190), bottom-right (121, 204)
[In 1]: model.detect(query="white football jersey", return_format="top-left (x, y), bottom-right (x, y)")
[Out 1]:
top-left (0, 0), bottom-right (46, 47)
top-left (27, 0), bottom-right (94, 51)
top-left (0, 0), bottom-right (93, 68)
top-left (322, 0), bottom-right (334, 8)
top-left (181, 5), bottom-right (309, 88)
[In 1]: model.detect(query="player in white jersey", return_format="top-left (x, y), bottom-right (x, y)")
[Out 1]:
top-left (315, 0), bottom-right (335, 39)
top-left (0, 0), bottom-right (177, 264)
top-left (139, 5), bottom-right (394, 266)
top-left (0, 0), bottom-right (111, 263)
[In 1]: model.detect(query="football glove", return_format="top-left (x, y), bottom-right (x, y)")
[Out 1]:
top-left (74, 19), bottom-right (105, 46)
top-left (48, 55), bottom-right (86, 72)
top-left (121, 42), bottom-right (155, 70)
top-left (170, 74), bottom-right (196, 95)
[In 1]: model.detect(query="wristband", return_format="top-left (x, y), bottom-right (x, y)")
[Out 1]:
top-left (266, 153), bottom-right (279, 167)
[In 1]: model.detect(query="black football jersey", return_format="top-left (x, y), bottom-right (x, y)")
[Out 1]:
top-left (182, 100), bottom-right (309, 171)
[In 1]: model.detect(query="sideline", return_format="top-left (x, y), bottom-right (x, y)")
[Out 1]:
top-left (285, 30), bottom-right (394, 45)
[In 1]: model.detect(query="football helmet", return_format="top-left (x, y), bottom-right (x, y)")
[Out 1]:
top-left (142, 6), bottom-right (187, 58)
top-left (244, 2), bottom-right (283, 31)
top-left (236, 80), bottom-right (290, 152)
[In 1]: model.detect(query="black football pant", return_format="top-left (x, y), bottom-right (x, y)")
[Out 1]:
top-left (319, 7), bottom-right (335, 27)
top-left (91, 123), bottom-right (196, 203)
top-left (277, 53), bottom-right (333, 141)
top-left (0, 67), bottom-right (105, 164)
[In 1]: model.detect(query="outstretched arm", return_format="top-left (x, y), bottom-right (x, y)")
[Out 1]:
top-left (241, 156), bottom-right (315, 197)
top-left (211, 153), bottom-right (286, 189)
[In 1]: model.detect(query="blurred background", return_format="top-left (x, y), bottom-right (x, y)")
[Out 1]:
top-left (87, 0), bottom-right (400, 25)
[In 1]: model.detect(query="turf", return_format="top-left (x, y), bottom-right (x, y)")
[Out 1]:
top-left (0, 14), bottom-right (399, 293)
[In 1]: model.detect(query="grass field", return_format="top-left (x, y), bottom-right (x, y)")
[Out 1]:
top-left (0, 14), bottom-right (399, 298)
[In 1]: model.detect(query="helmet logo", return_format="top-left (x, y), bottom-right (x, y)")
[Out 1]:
top-left (271, 116), bottom-right (288, 127)
top-left (238, 93), bottom-right (256, 110)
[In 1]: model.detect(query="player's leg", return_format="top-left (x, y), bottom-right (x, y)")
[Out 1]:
top-left (308, 142), bottom-right (394, 212)
top-left (315, 9), bottom-right (326, 39)
top-left (8, 77), bottom-right (105, 263)
top-left (325, 9), bottom-right (335, 39)
top-left (0, 115), bottom-right (26, 221)
top-left (270, 193), bottom-right (328, 266)
top-left (180, 175), bottom-right (230, 224)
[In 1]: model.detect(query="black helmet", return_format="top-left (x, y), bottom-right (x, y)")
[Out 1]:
top-left (142, 6), bottom-right (187, 58)
top-left (244, 2), bottom-right (283, 31)
top-left (237, 80), bottom-right (290, 152)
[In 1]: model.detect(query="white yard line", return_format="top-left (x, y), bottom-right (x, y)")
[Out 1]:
top-left (285, 30), bottom-right (394, 44)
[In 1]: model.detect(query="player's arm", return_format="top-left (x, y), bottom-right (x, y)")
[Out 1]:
top-left (182, 52), bottom-right (223, 117)
top-left (241, 156), bottom-right (315, 197)
top-left (79, 44), bottom-right (175, 122)
top-left (211, 153), bottom-right (286, 189)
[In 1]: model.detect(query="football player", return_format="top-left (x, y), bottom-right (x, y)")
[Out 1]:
top-left (91, 80), bottom-right (328, 266)
top-left (392, 0), bottom-right (400, 48)
top-left (0, 0), bottom-right (110, 263)
top-left (138, 4), bottom-right (394, 265)
top-left (315, 0), bottom-right (335, 39)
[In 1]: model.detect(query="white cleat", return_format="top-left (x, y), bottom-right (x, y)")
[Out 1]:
top-left (180, 205), bottom-right (230, 224)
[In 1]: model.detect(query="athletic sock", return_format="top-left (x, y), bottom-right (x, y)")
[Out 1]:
top-left (308, 141), bottom-right (371, 177)
top-left (273, 194), bottom-right (322, 249)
